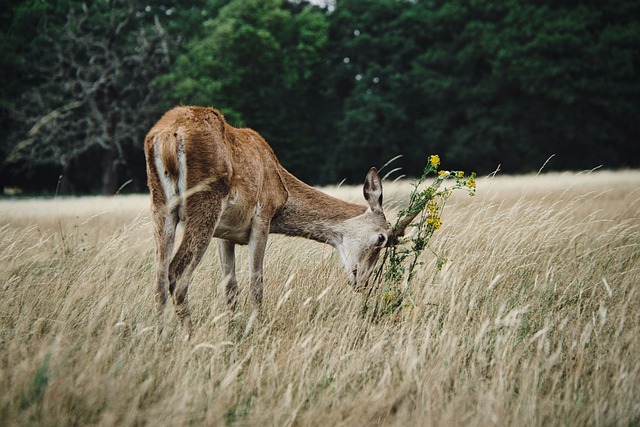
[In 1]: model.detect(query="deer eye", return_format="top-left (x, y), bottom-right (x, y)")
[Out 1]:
top-left (376, 233), bottom-right (386, 246)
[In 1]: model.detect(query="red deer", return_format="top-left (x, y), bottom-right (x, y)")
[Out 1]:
top-left (145, 106), bottom-right (419, 339)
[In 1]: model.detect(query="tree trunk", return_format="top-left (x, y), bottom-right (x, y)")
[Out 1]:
top-left (101, 147), bottom-right (119, 195)
top-left (59, 162), bottom-right (76, 194)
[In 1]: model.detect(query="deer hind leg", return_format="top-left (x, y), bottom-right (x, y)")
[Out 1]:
top-left (217, 240), bottom-right (238, 313)
top-left (149, 159), bottom-right (179, 338)
top-left (151, 204), bottom-right (179, 339)
top-left (169, 190), bottom-right (226, 340)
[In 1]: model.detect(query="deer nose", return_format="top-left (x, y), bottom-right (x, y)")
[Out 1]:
top-left (352, 269), bottom-right (371, 292)
top-left (354, 278), bottom-right (370, 293)
top-left (347, 268), bottom-right (357, 287)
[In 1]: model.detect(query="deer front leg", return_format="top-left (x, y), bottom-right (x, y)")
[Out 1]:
top-left (217, 240), bottom-right (238, 312)
top-left (248, 217), bottom-right (270, 311)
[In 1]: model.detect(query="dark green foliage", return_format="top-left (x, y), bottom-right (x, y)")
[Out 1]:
top-left (325, 0), bottom-right (640, 179)
top-left (2, 0), bottom-right (173, 194)
top-left (155, 0), bottom-right (332, 183)
top-left (1, 0), bottom-right (639, 193)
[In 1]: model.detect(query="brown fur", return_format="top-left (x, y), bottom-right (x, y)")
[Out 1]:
top-left (145, 106), bottom-right (391, 339)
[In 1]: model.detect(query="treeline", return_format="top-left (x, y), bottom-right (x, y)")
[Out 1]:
top-left (2, 0), bottom-right (639, 194)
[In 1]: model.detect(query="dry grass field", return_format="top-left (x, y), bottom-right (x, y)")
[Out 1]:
top-left (1, 170), bottom-right (639, 426)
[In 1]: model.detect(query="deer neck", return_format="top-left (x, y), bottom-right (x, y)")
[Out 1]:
top-left (270, 169), bottom-right (367, 246)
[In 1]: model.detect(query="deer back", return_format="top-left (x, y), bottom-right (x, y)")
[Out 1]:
top-left (144, 106), bottom-right (288, 241)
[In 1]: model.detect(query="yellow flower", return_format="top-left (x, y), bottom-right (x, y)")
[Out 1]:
top-left (456, 171), bottom-right (464, 179)
top-left (466, 175), bottom-right (476, 189)
top-left (437, 258), bottom-right (451, 271)
top-left (429, 154), bottom-right (440, 168)
top-left (438, 170), bottom-right (449, 177)
top-left (427, 201), bottom-right (439, 215)
top-left (427, 215), bottom-right (442, 229)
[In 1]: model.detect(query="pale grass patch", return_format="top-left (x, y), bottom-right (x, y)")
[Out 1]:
top-left (1, 170), bottom-right (639, 426)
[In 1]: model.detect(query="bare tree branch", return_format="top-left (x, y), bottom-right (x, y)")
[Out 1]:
top-left (27, 101), bottom-right (83, 138)
top-left (7, 1), bottom-right (172, 193)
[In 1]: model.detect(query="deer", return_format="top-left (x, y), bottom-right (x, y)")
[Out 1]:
top-left (144, 106), bottom-right (420, 339)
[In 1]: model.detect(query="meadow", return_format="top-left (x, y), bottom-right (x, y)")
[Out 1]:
top-left (1, 170), bottom-right (639, 426)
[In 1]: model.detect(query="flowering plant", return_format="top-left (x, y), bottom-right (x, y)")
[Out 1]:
top-left (367, 154), bottom-right (476, 318)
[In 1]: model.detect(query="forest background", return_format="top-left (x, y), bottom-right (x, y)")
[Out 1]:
top-left (2, 0), bottom-right (639, 195)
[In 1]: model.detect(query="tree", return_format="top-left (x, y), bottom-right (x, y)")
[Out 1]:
top-left (324, 0), bottom-right (418, 181)
top-left (155, 0), bottom-right (332, 183)
top-left (2, 0), bottom-right (639, 193)
top-left (3, 0), bottom-right (171, 194)
top-left (407, 0), bottom-right (640, 173)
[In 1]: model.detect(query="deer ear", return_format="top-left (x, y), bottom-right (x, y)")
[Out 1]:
top-left (363, 167), bottom-right (383, 214)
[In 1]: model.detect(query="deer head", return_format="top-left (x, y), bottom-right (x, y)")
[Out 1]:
top-left (333, 168), bottom-right (384, 290)
top-left (335, 167), bottom-right (426, 291)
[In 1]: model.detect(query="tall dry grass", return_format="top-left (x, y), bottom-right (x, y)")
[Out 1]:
top-left (0, 170), bottom-right (639, 426)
